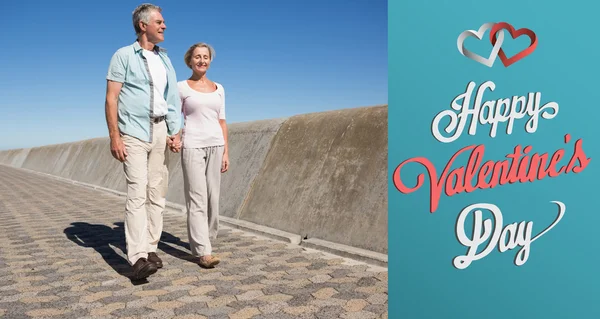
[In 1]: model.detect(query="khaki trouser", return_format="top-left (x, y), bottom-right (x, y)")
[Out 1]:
top-left (181, 145), bottom-right (223, 257)
top-left (121, 121), bottom-right (168, 265)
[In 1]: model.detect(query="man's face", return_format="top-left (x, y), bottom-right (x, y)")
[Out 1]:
top-left (141, 10), bottom-right (166, 44)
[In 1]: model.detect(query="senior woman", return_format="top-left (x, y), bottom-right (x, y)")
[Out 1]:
top-left (171, 42), bottom-right (229, 268)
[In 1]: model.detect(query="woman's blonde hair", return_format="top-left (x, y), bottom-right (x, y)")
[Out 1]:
top-left (184, 43), bottom-right (216, 69)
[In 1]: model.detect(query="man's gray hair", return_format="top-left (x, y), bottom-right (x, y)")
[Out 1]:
top-left (132, 3), bottom-right (162, 36)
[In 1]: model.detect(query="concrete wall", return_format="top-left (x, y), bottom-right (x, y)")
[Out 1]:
top-left (0, 105), bottom-right (388, 254)
top-left (16, 138), bottom-right (127, 193)
top-left (238, 106), bottom-right (388, 253)
top-left (0, 148), bottom-right (30, 168)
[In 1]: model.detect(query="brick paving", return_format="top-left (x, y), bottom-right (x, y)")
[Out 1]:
top-left (0, 165), bottom-right (388, 318)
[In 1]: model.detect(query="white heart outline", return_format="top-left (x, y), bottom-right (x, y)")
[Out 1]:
top-left (457, 22), bottom-right (505, 68)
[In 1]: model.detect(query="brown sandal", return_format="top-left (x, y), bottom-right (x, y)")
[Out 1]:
top-left (197, 255), bottom-right (220, 268)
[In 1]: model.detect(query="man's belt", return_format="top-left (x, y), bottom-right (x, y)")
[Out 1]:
top-left (151, 115), bottom-right (166, 124)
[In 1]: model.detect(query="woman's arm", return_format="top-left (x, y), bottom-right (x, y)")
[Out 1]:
top-left (219, 119), bottom-right (228, 154)
top-left (219, 119), bottom-right (229, 172)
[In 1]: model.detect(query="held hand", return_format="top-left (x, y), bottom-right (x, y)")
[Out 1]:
top-left (110, 136), bottom-right (128, 162)
top-left (221, 152), bottom-right (229, 173)
top-left (169, 143), bottom-right (181, 153)
top-left (167, 135), bottom-right (182, 153)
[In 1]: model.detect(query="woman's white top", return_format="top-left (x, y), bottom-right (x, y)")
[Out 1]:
top-left (178, 80), bottom-right (226, 149)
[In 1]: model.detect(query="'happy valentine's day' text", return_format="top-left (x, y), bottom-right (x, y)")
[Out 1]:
top-left (393, 80), bottom-right (591, 269)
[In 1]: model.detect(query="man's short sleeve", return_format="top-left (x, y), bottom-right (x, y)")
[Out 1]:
top-left (106, 50), bottom-right (127, 83)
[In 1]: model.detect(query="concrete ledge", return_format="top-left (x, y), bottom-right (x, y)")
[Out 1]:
top-left (162, 202), bottom-right (302, 245)
top-left (219, 217), bottom-right (303, 245)
top-left (164, 202), bottom-right (387, 267)
top-left (301, 238), bottom-right (388, 268)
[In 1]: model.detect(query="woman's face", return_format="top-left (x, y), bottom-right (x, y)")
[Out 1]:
top-left (190, 46), bottom-right (211, 74)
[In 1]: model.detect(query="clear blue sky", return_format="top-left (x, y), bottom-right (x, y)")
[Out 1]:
top-left (0, 0), bottom-right (387, 150)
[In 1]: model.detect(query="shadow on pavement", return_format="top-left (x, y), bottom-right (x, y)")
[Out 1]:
top-left (159, 228), bottom-right (233, 265)
top-left (63, 221), bottom-right (192, 285)
top-left (157, 231), bottom-right (198, 263)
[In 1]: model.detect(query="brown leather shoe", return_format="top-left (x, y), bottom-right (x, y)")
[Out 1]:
top-left (148, 252), bottom-right (163, 268)
top-left (132, 258), bottom-right (157, 280)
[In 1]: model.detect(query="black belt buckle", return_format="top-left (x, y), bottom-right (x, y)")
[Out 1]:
top-left (151, 115), bottom-right (165, 124)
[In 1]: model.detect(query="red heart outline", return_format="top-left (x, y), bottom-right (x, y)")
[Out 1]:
top-left (489, 22), bottom-right (538, 67)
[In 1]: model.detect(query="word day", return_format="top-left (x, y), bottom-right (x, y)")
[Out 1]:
top-left (431, 81), bottom-right (559, 143)
top-left (453, 201), bottom-right (565, 270)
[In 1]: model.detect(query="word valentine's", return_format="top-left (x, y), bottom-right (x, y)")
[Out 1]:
top-left (392, 134), bottom-right (591, 213)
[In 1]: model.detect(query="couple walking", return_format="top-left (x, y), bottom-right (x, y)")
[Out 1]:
top-left (104, 3), bottom-right (227, 280)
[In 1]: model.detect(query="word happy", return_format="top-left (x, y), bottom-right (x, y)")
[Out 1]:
top-left (453, 201), bottom-right (565, 270)
top-left (431, 81), bottom-right (560, 143)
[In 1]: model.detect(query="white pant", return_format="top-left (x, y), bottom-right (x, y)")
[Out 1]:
top-left (121, 121), bottom-right (168, 265)
top-left (181, 145), bottom-right (223, 257)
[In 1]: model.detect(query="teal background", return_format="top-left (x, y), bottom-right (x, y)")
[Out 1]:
top-left (389, 1), bottom-right (600, 318)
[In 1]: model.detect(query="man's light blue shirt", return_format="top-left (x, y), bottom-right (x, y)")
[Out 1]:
top-left (106, 41), bottom-right (181, 143)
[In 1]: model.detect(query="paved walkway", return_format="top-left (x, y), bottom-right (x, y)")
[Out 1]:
top-left (0, 165), bottom-right (388, 319)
